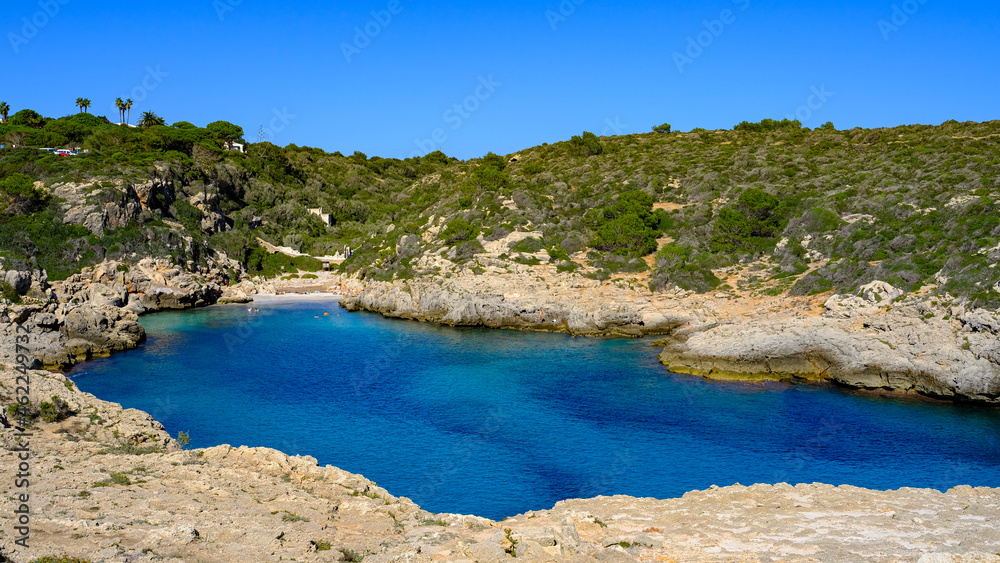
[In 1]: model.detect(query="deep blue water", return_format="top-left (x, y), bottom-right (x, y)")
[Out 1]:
top-left (69, 300), bottom-right (1000, 519)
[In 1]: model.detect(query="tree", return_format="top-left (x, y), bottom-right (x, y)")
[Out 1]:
top-left (733, 119), bottom-right (802, 133)
top-left (569, 131), bottom-right (603, 156)
top-left (206, 120), bottom-right (245, 149)
top-left (8, 109), bottom-right (45, 128)
top-left (479, 151), bottom-right (507, 171)
top-left (652, 123), bottom-right (672, 134)
top-left (138, 111), bottom-right (165, 128)
top-left (75, 98), bottom-right (85, 113)
top-left (80, 98), bottom-right (91, 113)
top-left (115, 98), bottom-right (125, 124)
top-left (592, 213), bottom-right (658, 256)
top-left (125, 99), bottom-right (134, 125)
top-left (590, 190), bottom-right (660, 256)
top-left (0, 101), bottom-right (8, 124)
top-left (711, 187), bottom-right (785, 253)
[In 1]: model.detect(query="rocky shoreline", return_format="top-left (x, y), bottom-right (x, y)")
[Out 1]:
top-left (2, 260), bottom-right (999, 561)
top-left (340, 267), bottom-right (1000, 406)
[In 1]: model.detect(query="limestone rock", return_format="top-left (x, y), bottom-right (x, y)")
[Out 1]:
top-left (4, 269), bottom-right (31, 294)
top-left (659, 298), bottom-right (1000, 404)
top-left (860, 280), bottom-right (903, 304)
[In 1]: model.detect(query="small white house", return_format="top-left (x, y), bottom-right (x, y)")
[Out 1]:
top-left (227, 142), bottom-right (245, 153)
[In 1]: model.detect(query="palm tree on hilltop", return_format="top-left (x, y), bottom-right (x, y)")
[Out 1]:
top-left (138, 111), bottom-right (165, 128)
top-left (0, 101), bottom-right (9, 124)
top-left (125, 99), bottom-right (133, 125)
top-left (115, 98), bottom-right (125, 124)
top-left (81, 98), bottom-right (91, 113)
top-left (75, 98), bottom-right (85, 113)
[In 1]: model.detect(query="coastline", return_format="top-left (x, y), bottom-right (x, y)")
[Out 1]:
top-left (2, 260), bottom-right (1000, 560)
top-left (248, 292), bottom-right (344, 305)
top-left (340, 270), bottom-right (1000, 406)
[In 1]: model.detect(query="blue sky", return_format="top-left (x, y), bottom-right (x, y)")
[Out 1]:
top-left (3, 0), bottom-right (998, 160)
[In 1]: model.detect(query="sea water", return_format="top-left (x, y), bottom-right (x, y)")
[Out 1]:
top-left (69, 300), bottom-right (1000, 520)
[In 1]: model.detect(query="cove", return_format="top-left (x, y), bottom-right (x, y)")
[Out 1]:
top-left (69, 299), bottom-right (1000, 520)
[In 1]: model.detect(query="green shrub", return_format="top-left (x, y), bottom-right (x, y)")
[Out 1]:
top-left (522, 161), bottom-right (544, 175)
top-left (510, 237), bottom-right (545, 253)
top-left (711, 188), bottom-right (785, 253)
top-left (38, 396), bottom-right (74, 423)
top-left (0, 280), bottom-right (21, 303)
top-left (733, 118), bottom-right (803, 133)
top-left (569, 131), bottom-right (604, 156)
top-left (441, 218), bottom-right (479, 245)
top-left (282, 511), bottom-right (309, 522)
top-left (339, 549), bottom-right (364, 562)
top-left (650, 245), bottom-right (722, 293)
top-left (790, 272), bottom-right (835, 296)
top-left (590, 190), bottom-right (660, 256)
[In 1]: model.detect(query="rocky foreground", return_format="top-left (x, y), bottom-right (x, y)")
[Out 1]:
top-left (2, 369), bottom-right (999, 563)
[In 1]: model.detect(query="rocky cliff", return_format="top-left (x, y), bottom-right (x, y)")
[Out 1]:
top-left (659, 282), bottom-right (1000, 405)
top-left (0, 258), bottom-right (233, 370)
top-left (341, 262), bottom-right (690, 337)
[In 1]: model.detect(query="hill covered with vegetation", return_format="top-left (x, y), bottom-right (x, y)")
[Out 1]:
top-left (1, 107), bottom-right (999, 308)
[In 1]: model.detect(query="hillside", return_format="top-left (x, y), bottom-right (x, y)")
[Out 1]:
top-left (2, 112), bottom-right (1000, 309)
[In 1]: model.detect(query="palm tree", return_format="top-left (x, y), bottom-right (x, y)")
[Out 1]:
top-left (75, 98), bottom-right (85, 113)
top-left (0, 101), bottom-right (9, 124)
top-left (138, 111), bottom-right (165, 128)
top-left (114, 98), bottom-right (125, 124)
top-left (125, 99), bottom-right (134, 125)
top-left (81, 98), bottom-right (91, 113)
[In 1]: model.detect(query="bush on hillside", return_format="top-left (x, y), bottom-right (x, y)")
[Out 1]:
top-left (569, 131), bottom-right (604, 156)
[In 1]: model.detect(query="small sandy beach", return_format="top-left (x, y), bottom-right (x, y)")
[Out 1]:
top-left (249, 292), bottom-right (344, 304)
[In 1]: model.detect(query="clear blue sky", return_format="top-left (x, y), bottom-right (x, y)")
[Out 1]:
top-left (3, 0), bottom-right (998, 160)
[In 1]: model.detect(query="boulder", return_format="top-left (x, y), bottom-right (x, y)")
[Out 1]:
top-left (860, 280), bottom-right (903, 304)
top-left (4, 270), bottom-right (31, 294)
top-left (89, 283), bottom-right (128, 308)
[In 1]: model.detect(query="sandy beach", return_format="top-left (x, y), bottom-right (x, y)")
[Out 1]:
top-left (249, 292), bottom-right (344, 304)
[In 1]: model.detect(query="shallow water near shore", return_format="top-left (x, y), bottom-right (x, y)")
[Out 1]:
top-left (70, 300), bottom-right (1000, 519)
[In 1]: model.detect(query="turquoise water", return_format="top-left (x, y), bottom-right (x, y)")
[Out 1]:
top-left (69, 300), bottom-right (1000, 519)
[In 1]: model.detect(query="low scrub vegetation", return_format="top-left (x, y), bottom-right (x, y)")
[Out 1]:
top-left (1, 108), bottom-right (997, 305)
